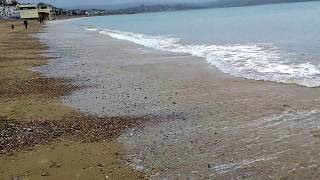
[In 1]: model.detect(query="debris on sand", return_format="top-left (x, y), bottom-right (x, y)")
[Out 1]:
top-left (0, 113), bottom-right (147, 155)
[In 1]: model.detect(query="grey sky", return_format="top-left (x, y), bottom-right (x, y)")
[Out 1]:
top-left (21, 0), bottom-right (216, 7)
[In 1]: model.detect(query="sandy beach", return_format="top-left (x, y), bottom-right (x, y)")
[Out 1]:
top-left (0, 20), bottom-right (145, 179)
top-left (1, 14), bottom-right (320, 180)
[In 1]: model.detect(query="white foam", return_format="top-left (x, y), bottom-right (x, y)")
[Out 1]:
top-left (99, 28), bottom-right (320, 87)
top-left (48, 18), bottom-right (75, 24)
top-left (81, 25), bottom-right (99, 32)
top-left (85, 28), bottom-right (98, 31)
top-left (48, 17), bottom-right (91, 25)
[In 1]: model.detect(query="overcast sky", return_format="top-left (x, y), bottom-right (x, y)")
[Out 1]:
top-left (21, 0), bottom-right (216, 7)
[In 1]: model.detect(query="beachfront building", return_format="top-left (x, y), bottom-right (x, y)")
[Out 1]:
top-left (38, 3), bottom-right (54, 20)
top-left (18, 3), bottom-right (55, 20)
top-left (18, 4), bottom-right (39, 19)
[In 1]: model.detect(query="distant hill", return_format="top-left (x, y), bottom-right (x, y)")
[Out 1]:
top-left (62, 0), bottom-right (319, 11)
top-left (62, 3), bottom-right (140, 11)
top-left (204, 0), bottom-right (320, 7)
top-left (109, 4), bottom-right (199, 14)
top-left (61, 0), bottom-right (320, 14)
top-left (108, 0), bottom-right (319, 14)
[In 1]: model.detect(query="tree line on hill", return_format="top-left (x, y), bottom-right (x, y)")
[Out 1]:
top-left (108, 0), bottom-right (320, 14)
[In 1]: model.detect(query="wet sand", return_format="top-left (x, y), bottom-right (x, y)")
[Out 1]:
top-left (0, 20), bottom-right (145, 179)
top-left (38, 22), bottom-right (320, 179)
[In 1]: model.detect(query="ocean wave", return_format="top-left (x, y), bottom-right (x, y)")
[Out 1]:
top-left (85, 28), bottom-right (98, 31)
top-left (96, 28), bottom-right (320, 87)
top-left (48, 18), bottom-right (76, 24)
top-left (80, 25), bottom-right (99, 32)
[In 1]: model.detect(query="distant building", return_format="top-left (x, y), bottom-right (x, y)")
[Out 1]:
top-left (0, 0), bottom-right (19, 19)
top-left (5, 0), bottom-right (17, 5)
top-left (18, 4), bottom-right (39, 19)
top-left (18, 3), bottom-right (55, 20)
top-left (0, 5), bottom-right (19, 19)
top-left (38, 3), bottom-right (55, 20)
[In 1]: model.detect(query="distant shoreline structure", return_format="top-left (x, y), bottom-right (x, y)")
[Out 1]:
top-left (0, 0), bottom-right (108, 20)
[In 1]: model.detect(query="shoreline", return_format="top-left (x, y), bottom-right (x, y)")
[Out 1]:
top-left (2, 16), bottom-right (320, 179)
top-left (0, 19), bottom-right (146, 179)
top-left (44, 20), bottom-right (320, 179)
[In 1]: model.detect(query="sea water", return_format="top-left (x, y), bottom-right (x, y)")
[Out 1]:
top-left (63, 1), bottom-right (320, 87)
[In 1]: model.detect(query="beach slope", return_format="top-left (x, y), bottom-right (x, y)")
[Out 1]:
top-left (0, 20), bottom-right (145, 180)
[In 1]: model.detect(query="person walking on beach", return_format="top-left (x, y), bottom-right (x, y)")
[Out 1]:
top-left (11, 24), bottom-right (14, 30)
top-left (23, 20), bottom-right (28, 29)
top-left (40, 17), bottom-right (45, 24)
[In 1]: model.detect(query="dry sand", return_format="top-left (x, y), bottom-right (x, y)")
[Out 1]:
top-left (0, 20), bottom-right (145, 179)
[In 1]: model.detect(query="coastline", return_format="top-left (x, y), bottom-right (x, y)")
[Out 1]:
top-left (0, 20), bottom-right (145, 179)
top-left (2, 15), bottom-right (320, 179)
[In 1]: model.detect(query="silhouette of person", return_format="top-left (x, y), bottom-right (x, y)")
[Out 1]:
top-left (11, 24), bottom-right (14, 30)
top-left (40, 17), bottom-right (45, 24)
top-left (24, 20), bottom-right (28, 29)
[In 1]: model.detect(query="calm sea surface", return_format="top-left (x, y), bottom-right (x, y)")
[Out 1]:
top-left (63, 1), bottom-right (320, 87)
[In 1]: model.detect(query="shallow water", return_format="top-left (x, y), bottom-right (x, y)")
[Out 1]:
top-left (68, 1), bottom-right (320, 87)
top-left (119, 110), bottom-right (320, 179)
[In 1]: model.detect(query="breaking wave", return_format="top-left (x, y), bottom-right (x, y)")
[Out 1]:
top-left (96, 28), bottom-right (320, 87)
